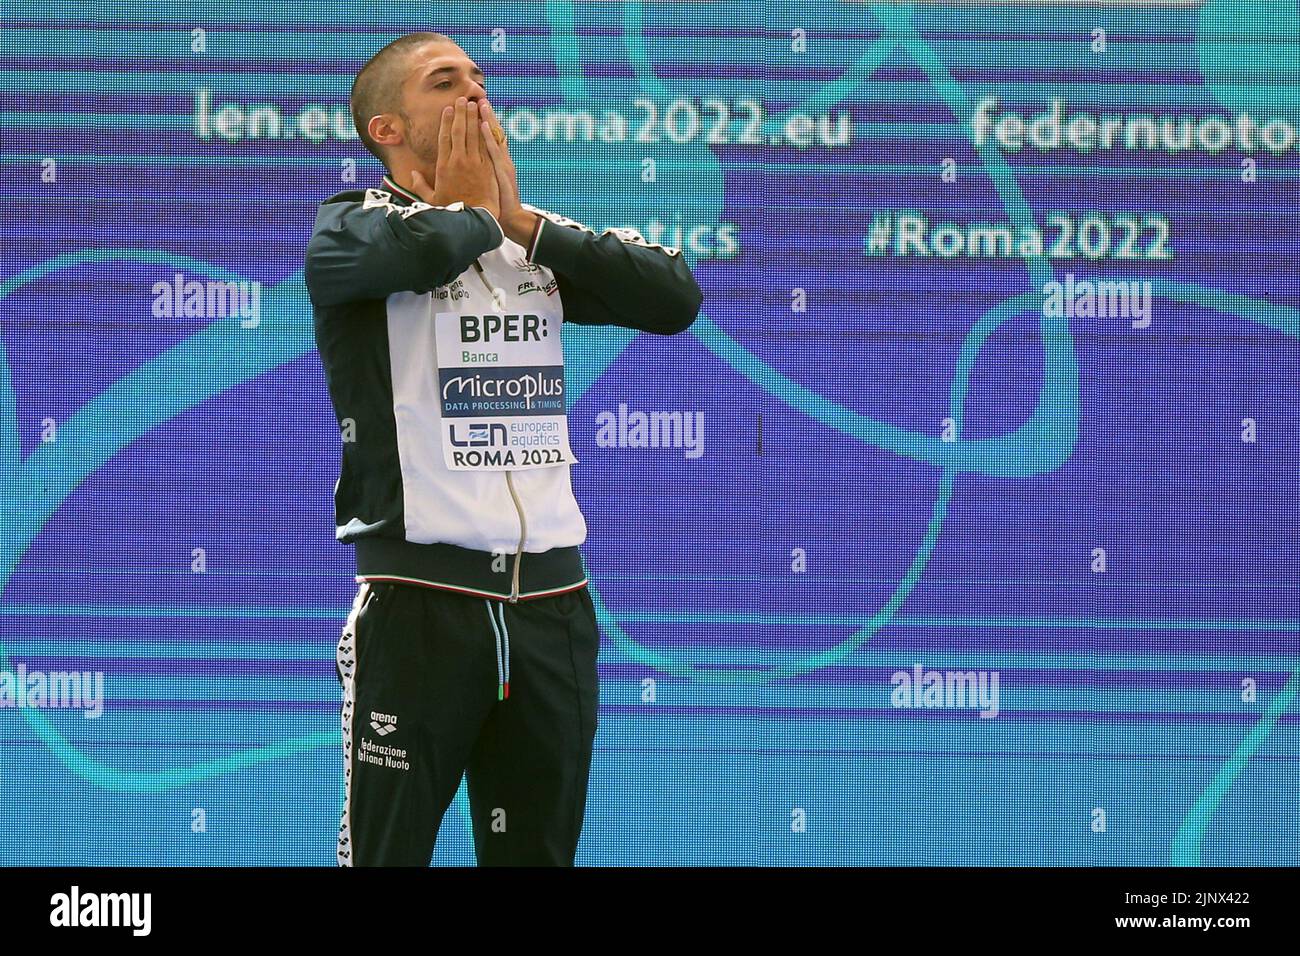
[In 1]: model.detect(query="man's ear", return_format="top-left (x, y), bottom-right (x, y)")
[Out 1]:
top-left (367, 113), bottom-right (403, 151)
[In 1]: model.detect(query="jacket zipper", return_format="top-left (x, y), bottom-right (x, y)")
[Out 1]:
top-left (471, 259), bottom-right (505, 311)
top-left (471, 258), bottom-right (524, 601)
top-left (504, 471), bottom-right (527, 603)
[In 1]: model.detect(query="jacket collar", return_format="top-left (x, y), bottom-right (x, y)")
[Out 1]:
top-left (380, 173), bottom-right (421, 205)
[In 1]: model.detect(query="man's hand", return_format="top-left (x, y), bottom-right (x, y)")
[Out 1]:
top-left (409, 97), bottom-right (500, 221)
top-left (479, 100), bottom-right (540, 247)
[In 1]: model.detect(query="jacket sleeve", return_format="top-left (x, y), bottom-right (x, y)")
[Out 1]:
top-left (521, 204), bottom-right (703, 335)
top-left (304, 189), bottom-right (505, 307)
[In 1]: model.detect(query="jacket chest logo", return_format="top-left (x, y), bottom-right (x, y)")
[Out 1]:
top-left (433, 279), bottom-right (471, 302)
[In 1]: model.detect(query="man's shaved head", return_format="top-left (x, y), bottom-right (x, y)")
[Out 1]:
top-left (350, 32), bottom-right (454, 163)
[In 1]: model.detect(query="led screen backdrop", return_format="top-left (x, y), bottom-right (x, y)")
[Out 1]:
top-left (1, 1), bottom-right (1297, 865)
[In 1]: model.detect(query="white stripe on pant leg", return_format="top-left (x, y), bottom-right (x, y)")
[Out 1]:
top-left (497, 603), bottom-right (510, 687)
top-left (337, 582), bottom-right (372, 867)
top-left (485, 599), bottom-right (504, 691)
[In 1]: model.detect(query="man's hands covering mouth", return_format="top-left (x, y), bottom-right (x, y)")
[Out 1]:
top-left (478, 100), bottom-right (540, 248)
top-left (407, 97), bottom-right (538, 249)
top-left (410, 97), bottom-right (501, 221)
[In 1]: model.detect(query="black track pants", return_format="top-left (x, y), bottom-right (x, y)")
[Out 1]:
top-left (334, 580), bottom-right (600, 866)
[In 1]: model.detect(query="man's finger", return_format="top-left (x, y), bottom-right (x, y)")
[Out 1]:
top-left (480, 121), bottom-right (500, 163)
top-left (481, 122), bottom-right (509, 190)
top-left (481, 100), bottom-right (507, 145)
top-left (480, 116), bottom-right (509, 171)
top-left (480, 121), bottom-right (519, 213)
top-left (451, 97), bottom-right (466, 155)
top-left (436, 105), bottom-right (453, 167)
top-left (468, 100), bottom-right (483, 163)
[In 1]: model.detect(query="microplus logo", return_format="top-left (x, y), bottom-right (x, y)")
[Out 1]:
top-left (890, 664), bottom-right (1000, 718)
top-left (0, 664), bottom-right (104, 718)
top-left (50, 886), bottom-right (151, 937)
top-left (594, 403), bottom-right (704, 459)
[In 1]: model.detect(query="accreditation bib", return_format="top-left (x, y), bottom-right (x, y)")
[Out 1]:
top-left (435, 309), bottom-right (578, 471)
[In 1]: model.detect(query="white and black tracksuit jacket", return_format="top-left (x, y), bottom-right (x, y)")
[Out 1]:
top-left (304, 174), bottom-right (703, 603)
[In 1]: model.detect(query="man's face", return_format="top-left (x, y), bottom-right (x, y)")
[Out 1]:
top-left (396, 42), bottom-right (489, 165)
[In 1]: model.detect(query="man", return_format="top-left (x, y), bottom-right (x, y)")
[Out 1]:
top-left (304, 32), bottom-right (702, 866)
